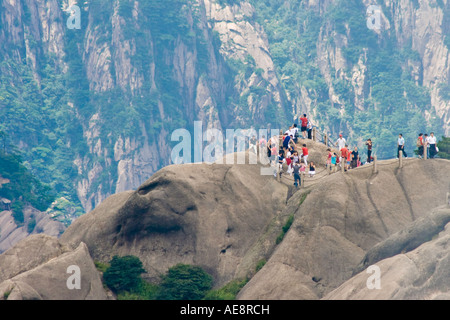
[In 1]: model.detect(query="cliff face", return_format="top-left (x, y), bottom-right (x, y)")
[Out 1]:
top-left (0, 0), bottom-right (449, 219)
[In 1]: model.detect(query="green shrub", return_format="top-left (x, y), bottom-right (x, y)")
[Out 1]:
top-left (94, 261), bottom-right (110, 273)
top-left (103, 255), bottom-right (146, 293)
top-left (204, 278), bottom-right (248, 300)
top-left (27, 217), bottom-right (36, 233)
top-left (255, 259), bottom-right (266, 272)
top-left (156, 264), bottom-right (213, 300)
top-left (276, 214), bottom-right (294, 244)
top-left (117, 281), bottom-right (159, 300)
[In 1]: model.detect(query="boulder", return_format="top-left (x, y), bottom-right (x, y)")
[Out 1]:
top-left (61, 158), bottom-right (288, 286)
top-left (0, 235), bottom-right (107, 300)
top-left (324, 206), bottom-right (450, 300)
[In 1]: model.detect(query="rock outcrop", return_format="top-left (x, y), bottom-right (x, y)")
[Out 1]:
top-left (0, 206), bottom-right (65, 254)
top-left (61, 155), bottom-right (289, 286)
top-left (324, 205), bottom-right (450, 300)
top-left (0, 234), bottom-right (107, 300)
top-left (237, 158), bottom-right (450, 299)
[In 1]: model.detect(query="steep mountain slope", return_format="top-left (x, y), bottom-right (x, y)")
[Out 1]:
top-left (237, 158), bottom-right (450, 299)
top-left (0, 0), bottom-right (287, 219)
top-left (0, 206), bottom-right (64, 253)
top-left (0, 149), bottom-right (65, 253)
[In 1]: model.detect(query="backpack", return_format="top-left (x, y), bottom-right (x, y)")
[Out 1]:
top-left (416, 138), bottom-right (422, 147)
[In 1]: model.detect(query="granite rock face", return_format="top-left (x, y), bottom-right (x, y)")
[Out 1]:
top-left (237, 159), bottom-right (450, 299)
top-left (61, 156), bottom-right (289, 287)
top-left (0, 234), bottom-right (108, 300)
top-left (324, 206), bottom-right (450, 300)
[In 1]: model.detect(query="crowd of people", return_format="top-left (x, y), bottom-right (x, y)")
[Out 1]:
top-left (256, 114), bottom-right (441, 188)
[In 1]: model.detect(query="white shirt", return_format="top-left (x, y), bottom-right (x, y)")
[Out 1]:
top-left (427, 136), bottom-right (436, 144)
top-left (336, 138), bottom-right (346, 150)
top-left (398, 137), bottom-right (405, 146)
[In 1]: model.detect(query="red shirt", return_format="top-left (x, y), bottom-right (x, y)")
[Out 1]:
top-left (302, 147), bottom-right (308, 156)
top-left (340, 147), bottom-right (348, 158)
top-left (300, 117), bottom-right (308, 127)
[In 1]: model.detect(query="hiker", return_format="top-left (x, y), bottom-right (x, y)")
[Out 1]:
top-left (300, 161), bottom-right (306, 174)
top-left (365, 139), bottom-right (372, 163)
top-left (424, 134), bottom-right (429, 158)
top-left (293, 150), bottom-right (300, 165)
top-left (335, 152), bottom-right (340, 171)
top-left (287, 154), bottom-right (294, 176)
top-left (292, 124), bottom-right (299, 143)
top-left (300, 114), bottom-right (308, 139)
top-left (416, 133), bottom-right (424, 158)
top-left (428, 132), bottom-right (437, 158)
top-left (307, 119), bottom-right (313, 140)
top-left (340, 144), bottom-right (349, 171)
top-left (267, 136), bottom-right (273, 157)
top-left (285, 126), bottom-right (293, 137)
top-left (250, 135), bottom-right (257, 154)
top-left (289, 135), bottom-right (296, 150)
top-left (283, 132), bottom-right (291, 151)
top-left (335, 134), bottom-right (346, 151)
top-left (277, 150), bottom-right (285, 178)
top-left (259, 135), bottom-right (267, 150)
top-left (285, 146), bottom-right (293, 172)
top-left (331, 152), bottom-right (337, 173)
top-left (397, 134), bottom-right (407, 159)
top-left (326, 148), bottom-right (332, 169)
top-left (309, 161), bottom-right (316, 177)
top-left (351, 147), bottom-right (359, 169)
top-left (293, 163), bottom-right (301, 187)
top-left (347, 147), bottom-right (352, 170)
top-left (301, 144), bottom-right (309, 166)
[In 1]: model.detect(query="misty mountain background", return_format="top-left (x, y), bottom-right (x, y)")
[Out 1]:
top-left (0, 0), bottom-right (449, 224)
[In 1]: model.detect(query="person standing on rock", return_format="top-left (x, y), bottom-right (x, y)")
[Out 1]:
top-left (331, 152), bottom-right (337, 173)
top-left (340, 144), bottom-right (349, 171)
top-left (335, 134), bottom-right (346, 151)
top-left (250, 135), bottom-right (257, 154)
top-left (365, 138), bottom-right (372, 163)
top-left (283, 132), bottom-right (291, 152)
top-left (259, 135), bottom-right (267, 151)
top-left (292, 124), bottom-right (299, 143)
top-left (308, 161), bottom-right (316, 177)
top-left (293, 163), bottom-right (301, 187)
top-left (300, 114), bottom-right (308, 139)
top-left (397, 133), bottom-right (407, 159)
top-left (428, 132), bottom-right (437, 158)
top-left (278, 150), bottom-right (285, 177)
top-left (351, 147), bottom-right (359, 169)
top-left (307, 119), bottom-right (313, 140)
top-left (326, 148), bottom-right (332, 170)
top-left (301, 144), bottom-right (309, 166)
top-left (416, 133), bottom-right (424, 159)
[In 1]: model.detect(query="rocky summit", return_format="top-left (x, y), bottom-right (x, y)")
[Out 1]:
top-left (1, 139), bottom-right (449, 300)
